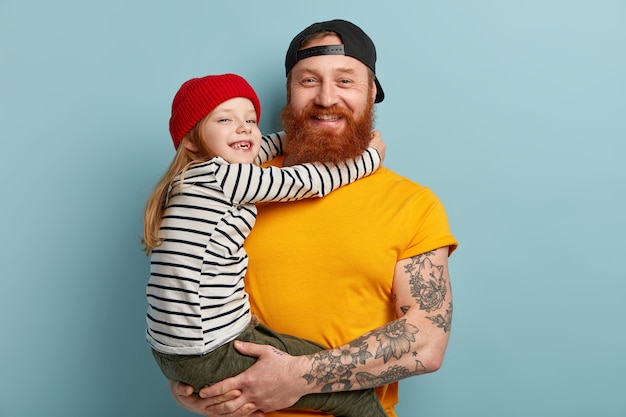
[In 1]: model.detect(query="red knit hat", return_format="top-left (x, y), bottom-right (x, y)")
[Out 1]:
top-left (169, 73), bottom-right (261, 149)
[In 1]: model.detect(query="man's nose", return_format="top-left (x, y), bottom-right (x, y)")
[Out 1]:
top-left (314, 82), bottom-right (339, 107)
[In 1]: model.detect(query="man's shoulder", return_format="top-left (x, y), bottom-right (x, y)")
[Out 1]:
top-left (371, 166), bottom-right (426, 190)
top-left (362, 166), bottom-right (446, 207)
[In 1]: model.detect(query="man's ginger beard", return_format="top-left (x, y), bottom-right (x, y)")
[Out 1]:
top-left (280, 96), bottom-right (375, 165)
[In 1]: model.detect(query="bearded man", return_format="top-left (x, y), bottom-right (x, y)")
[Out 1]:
top-left (172, 19), bottom-right (458, 417)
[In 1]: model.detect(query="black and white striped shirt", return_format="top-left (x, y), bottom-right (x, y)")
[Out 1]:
top-left (146, 132), bottom-right (381, 355)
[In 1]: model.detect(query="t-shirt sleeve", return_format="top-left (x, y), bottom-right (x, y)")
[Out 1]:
top-left (399, 187), bottom-right (458, 259)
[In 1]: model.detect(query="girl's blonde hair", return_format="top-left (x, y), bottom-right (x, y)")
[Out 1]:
top-left (142, 120), bottom-right (216, 254)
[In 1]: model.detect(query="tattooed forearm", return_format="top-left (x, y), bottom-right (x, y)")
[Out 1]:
top-left (426, 301), bottom-right (453, 333)
top-left (302, 342), bottom-right (371, 392)
top-left (405, 253), bottom-right (448, 313)
top-left (353, 359), bottom-right (427, 388)
top-left (414, 359), bottom-right (427, 375)
top-left (355, 365), bottom-right (413, 388)
top-left (302, 319), bottom-right (420, 391)
top-left (371, 319), bottom-right (419, 363)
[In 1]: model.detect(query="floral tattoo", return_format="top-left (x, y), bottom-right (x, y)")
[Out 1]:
top-left (302, 320), bottom-right (419, 391)
top-left (303, 338), bottom-right (371, 392)
top-left (405, 253), bottom-right (448, 313)
top-left (427, 301), bottom-right (453, 333)
top-left (371, 319), bottom-right (419, 363)
top-left (356, 364), bottom-right (413, 388)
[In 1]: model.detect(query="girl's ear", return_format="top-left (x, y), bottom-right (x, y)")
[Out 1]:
top-left (181, 137), bottom-right (198, 153)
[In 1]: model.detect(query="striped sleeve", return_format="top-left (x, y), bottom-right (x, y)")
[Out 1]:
top-left (254, 131), bottom-right (285, 165)
top-left (214, 147), bottom-right (382, 205)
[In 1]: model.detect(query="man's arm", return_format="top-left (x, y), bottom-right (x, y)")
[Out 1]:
top-left (263, 246), bottom-right (452, 393)
top-left (175, 246), bottom-right (452, 416)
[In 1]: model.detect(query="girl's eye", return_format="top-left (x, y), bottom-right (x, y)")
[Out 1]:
top-left (246, 119), bottom-right (257, 124)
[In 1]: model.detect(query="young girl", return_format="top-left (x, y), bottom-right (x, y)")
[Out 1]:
top-left (143, 73), bottom-right (387, 417)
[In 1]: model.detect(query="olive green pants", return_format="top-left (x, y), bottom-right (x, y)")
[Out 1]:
top-left (153, 323), bottom-right (387, 417)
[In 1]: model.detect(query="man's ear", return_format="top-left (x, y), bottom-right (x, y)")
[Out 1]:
top-left (371, 82), bottom-right (378, 102)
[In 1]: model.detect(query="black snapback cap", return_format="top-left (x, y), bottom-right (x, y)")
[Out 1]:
top-left (285, 19), bottom-right (385, 103)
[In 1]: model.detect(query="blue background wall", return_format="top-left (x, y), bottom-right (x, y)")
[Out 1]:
top-left (1, 1), bottom-right (624, 416)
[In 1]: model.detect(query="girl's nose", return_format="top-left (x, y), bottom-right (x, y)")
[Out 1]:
top-left (237, 121), bottom-right (252, 133)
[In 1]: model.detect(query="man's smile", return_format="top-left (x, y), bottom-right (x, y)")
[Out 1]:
top-left (315, 114), bottom-right (341, 121)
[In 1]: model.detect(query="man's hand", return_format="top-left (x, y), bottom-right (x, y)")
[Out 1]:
top-left (196, 341), bottom-right (310, 415)
top-left (169, 379), bottom-right (261, 417)
top-left (369, 130), bottom-right (386, 162)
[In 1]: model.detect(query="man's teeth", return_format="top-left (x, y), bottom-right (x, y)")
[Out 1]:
top-left (317, 115), bottom-right (339, 121)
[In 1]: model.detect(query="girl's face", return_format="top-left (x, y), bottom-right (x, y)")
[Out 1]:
top-left (196, 97), bottom-right (261, 164)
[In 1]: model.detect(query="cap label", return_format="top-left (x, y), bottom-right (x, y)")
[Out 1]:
top-left (296, 44), bottom-right (345, 62)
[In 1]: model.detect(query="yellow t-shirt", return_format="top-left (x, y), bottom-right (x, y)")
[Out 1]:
top-left (244, 159), bottom-right (457, 417)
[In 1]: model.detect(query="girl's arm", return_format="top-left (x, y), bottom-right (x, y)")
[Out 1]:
top-left (219, 131), bottom-right (384, 205)
top-left (254, 131), bottom-right (286, 165)
top-left (215, 145), bottom-right (381, 206)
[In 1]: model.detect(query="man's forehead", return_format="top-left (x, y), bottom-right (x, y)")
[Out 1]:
top-left (301, 33), bottom-right (342, 48)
